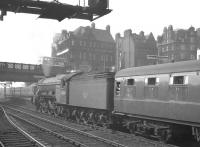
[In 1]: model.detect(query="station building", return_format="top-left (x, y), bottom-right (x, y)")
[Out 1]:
top-left (115, 29), bottom-right (157, 71)
top-left (157, 25), bottom-right (200, 63)
top-left (51, 23), bottom-right (115, 72)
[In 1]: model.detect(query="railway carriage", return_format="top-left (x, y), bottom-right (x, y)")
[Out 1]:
top-left (113, 60), bottom-right (200, 141)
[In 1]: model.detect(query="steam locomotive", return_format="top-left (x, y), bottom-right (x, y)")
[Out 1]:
top-left (14, 60), bottom-right (200, 142)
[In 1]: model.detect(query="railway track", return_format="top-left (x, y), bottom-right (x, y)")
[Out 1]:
top-left (2, 103), bottom-right (177, 147)
top-left (5, 106), bottom-right (128, 147)
top-left (8, 114), bottom-right (87, 147)
top-left (0, 106), bottom-right (42, 147)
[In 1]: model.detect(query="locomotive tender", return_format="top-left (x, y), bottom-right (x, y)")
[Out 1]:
top-left (12, 59), bottom-right (200, 142)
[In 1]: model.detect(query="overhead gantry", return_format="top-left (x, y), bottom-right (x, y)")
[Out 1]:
top-left (0, 0), bottom-right (111, 21)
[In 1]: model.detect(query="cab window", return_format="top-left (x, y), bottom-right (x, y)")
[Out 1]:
top-left (61, 79), bottom-right (65, 88)
top-left (115, 81), bottom-right (121, 96)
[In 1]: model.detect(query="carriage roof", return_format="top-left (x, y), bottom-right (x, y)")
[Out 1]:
top-left (116, 60), bottom-right (200, 78)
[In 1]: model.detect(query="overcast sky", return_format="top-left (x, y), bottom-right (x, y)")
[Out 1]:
top-left (0, 0), bottom-right (199, 64)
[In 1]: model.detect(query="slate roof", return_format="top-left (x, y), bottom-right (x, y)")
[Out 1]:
top-left (73, 26), bottom-right (114, 43)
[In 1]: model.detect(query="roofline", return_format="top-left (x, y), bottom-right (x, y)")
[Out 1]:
top-left (116, 60), bottom-right (200, 77)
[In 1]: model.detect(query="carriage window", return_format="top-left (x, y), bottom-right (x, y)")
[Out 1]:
top-left (116, 81), bottom-right (121, 96)
top-left (126, 79), bottom-right (135, 85)
top-left (147, 78), bottom-right (156, 85)
top-left (173, 76), bottom-right (184, 85)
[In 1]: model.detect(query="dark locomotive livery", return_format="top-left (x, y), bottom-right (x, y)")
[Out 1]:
top-left (35, 72), bottom-right (114, 125)
top-left (11, 60), bottom-right (200, 143)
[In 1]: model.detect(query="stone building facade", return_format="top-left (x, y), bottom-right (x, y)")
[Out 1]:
top-left (157, 25), bottom-right (200, 63)
top-left (115, 29), bottom-right (157, 71)
top-left (51, 23), bottom-right (115, 72)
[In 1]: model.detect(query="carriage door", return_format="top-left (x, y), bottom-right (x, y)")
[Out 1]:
top-left (125, 78), bottom-right (136, 98)
top-left (169, 75), bottom-right (188, 101)
top-left (144, 77), bottom-right (159, 99)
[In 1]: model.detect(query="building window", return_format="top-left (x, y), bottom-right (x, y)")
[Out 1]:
top-left (176, 45), bottom-right (180, 50)
top-left (190, 45), bottom-right (196, 51)
top-left (70, 53), bottom-right (73, 59)
top-left (171, 54), bottom-right (174, 60)
top-left (166, 46), bottom-right (169, 51)
top-left (171, 45), bottom-right (174, 51)
top-left (71, 40), bottom-right (75, 46)
top-left (180, 53), bottom-right (185, 59)
top-left (101, 55), bottom-right (104, 61)
top-left (190, 54), bottom-right (195, 60)
top-left (168, 46), bottom-right (171, 51)
top-left (80, 52), bottom-right (82, 60)
top-left (89, 53), bottom-right (92, 60)
top-left (84, 41), bottom-right (87, 47)
top-left (93, 42), bottom-right (96, 48)
top-left (181, 45), bottom-right (185, 50)
top-left (105, 55), bottom-right (108, 62)
top-left (190, 37), bottom-right (195, 43)
top-left (89, 42), bottom-right (93, 47)
top-left (83, 52), bottom-right (86, 60)
top-left (80, 41), bottom-right (83, 46)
